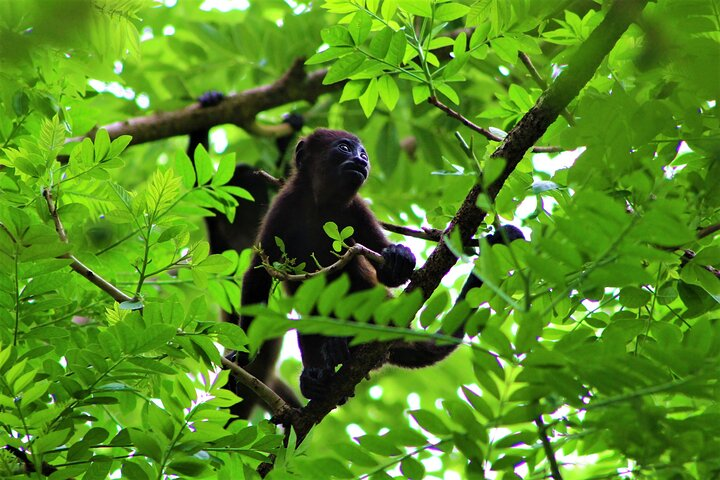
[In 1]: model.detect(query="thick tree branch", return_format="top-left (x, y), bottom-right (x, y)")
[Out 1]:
top-left (64, 59), bottom-right (341, 147)
top-left (42, 188), bottom-right (134, 303)
top-left (281, 0), bottom-right (650, 449)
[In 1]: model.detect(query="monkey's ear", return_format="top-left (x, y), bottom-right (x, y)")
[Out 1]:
top-left (294, 140), bottom-right (306, 167)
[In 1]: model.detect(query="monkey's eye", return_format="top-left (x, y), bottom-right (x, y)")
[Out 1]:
top-left (338, 143), bottom-right (351, 153)
top-left (360, 152), bottom-right (368, 160)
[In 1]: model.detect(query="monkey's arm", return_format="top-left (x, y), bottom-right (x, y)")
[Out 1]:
top-left (350, 201), bottom-right (416, 287)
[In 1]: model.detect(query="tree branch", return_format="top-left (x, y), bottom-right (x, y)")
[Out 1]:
top-left (220, 357), bottom-right (292, 418)
top-left (258, 244), bottom-right (384, 282)
top-left (279, 0), bottom-right (650, 451)
top-left (428, 96), bottom-right (564, 153)
top-left (64, 59), bottom-right (342, 147)
top-left (380, 222), bottom-right (443, 242)
top-left (42, 188), bottom-right (134, 304)
top-left (698, 223), bottom-right (720, 240)
top-left (535, 415), bottom-right (564, 480)
top-left (518, 52), bottom-right (575, 126)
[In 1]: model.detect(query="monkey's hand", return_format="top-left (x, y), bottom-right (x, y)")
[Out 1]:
top-left (321, 337), bottom-right (351, 368)
top-left (300, 367), bottom-right (348, 404)
top-left (487, 224), bottom-right (525, 245)
top-left (377, 244), bottom-right (416, 287)
top-left (198, 90), bottom-right (224, 108)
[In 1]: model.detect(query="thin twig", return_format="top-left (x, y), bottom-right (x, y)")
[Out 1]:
top-left (259, 244), bottom-right (384, 281)
top-left (535, 415), bottom-right (563, 480)
top-left (255, 170), bottom-right (283, 187)
top-left (380, 222), bottom-right (442, 241)
top-left (220, 356), bottom-right (292, 418)
top-left (518, 52), bottom-right (575, 126)
top-left (428, 96), bottom-right (564, 153)
top-left (681, 249), bottom-right (720, 279)
top-left (698, 223), bottom-right (720, 239)
top-left (42, 188), bottom-right (134, 304)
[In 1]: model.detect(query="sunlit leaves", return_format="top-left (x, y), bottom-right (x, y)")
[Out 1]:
top-left (144, 168), bottom-right (181, 218)
top-left (323, 52), bottom-right (366, 84)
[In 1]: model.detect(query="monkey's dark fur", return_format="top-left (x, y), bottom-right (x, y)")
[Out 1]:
top-left (188, 114), bottom-right (524, 417)
top-left (238, 129), bottom-right (525, 408)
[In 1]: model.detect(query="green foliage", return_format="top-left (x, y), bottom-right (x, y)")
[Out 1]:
top-left (0, 0), bottom-right (719, 479)
top-left (323, 221), bottom-right (355, 252)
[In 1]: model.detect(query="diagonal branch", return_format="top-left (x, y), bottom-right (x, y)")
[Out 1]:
top-left (535, 415), bottom-right (564, 480)
top-left (42, 188), bottom-right (134, 304)
top-left (281, 0), bottom-right (650, 449)
top-left (221, 357), bottom-right (292, 418)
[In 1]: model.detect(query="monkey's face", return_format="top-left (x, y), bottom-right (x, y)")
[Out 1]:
top-left (329, 137), bottom-right (369, 191)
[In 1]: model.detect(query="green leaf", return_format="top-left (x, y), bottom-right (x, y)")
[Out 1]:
top-left (119, 300), bottom-right (143, 311)
top-left (193, 144), bottom-right (213, 185)
top-left (435, 2), bottom-right (470, 22)
top-left (108, 134), bottom-right (133, 159)
top-left (321, 25), bottom-right (354, 46)
top-left (436, 82), bottom-right (459, 105)
top-left (93, 128), bottom-right (111, 161)
top-left (619, 286), bottom-right (651, 308)
top-left (40, 116), bottom-right (66, 157)
top-left (483, 157), bottom-right (506, 187)
top-left (397, 0), bottom-right (432, 17)
top-left (359, 77), bottom-right (379, 117)
top-left (12, 91), bottom-right (29, 116)
top-left (167, 457), bottom-right (208, 476)
top-left (386, 30), bottom-right (407, 65)
top-left (410, 409), bottom-right (452, 435)
top-left (401, 457), bottom-right (426, 479)
top-left (369, 28), bottom-right (393, 59)
top-left (175, 150), bottom-right (196, 189)
top-left (339, 226), bottom-right (354, 240)
top-left (212, 153), bottom-right (235, 187)
top-left (340, 80), bottom-right (367, 103)
top-left (324, 52), bottom-right (366, 84)
top-left (122, 461), bottom-right (151, 480)
top-left (490, 36), bottom-right (518, 64)
top-left (318, 275), bottom-right (350, 315)
top-left (323, 221), bottom-right (341, 240)
top-left (307, 46), bottom-right (353, 65)
top-left (378, 76), bottom-right (400, 110)
top-left (196, 254), bottom-right (233, 273)
top-left (357, 434), bottom-right (403, 456)
top-left (129, 430), bottom-right (163, 462)
top-left (348, 10), bottom-right (372, 45)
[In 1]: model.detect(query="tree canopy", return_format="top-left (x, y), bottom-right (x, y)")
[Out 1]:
top-left (0, 0), bottom-right (719, 479)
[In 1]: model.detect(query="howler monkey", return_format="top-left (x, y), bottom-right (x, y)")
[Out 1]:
top-left (238, 128), bottom-right (525, 405)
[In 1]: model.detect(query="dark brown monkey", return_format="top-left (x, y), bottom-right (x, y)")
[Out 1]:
top-left (238, 128), bottom-right (525, 404)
